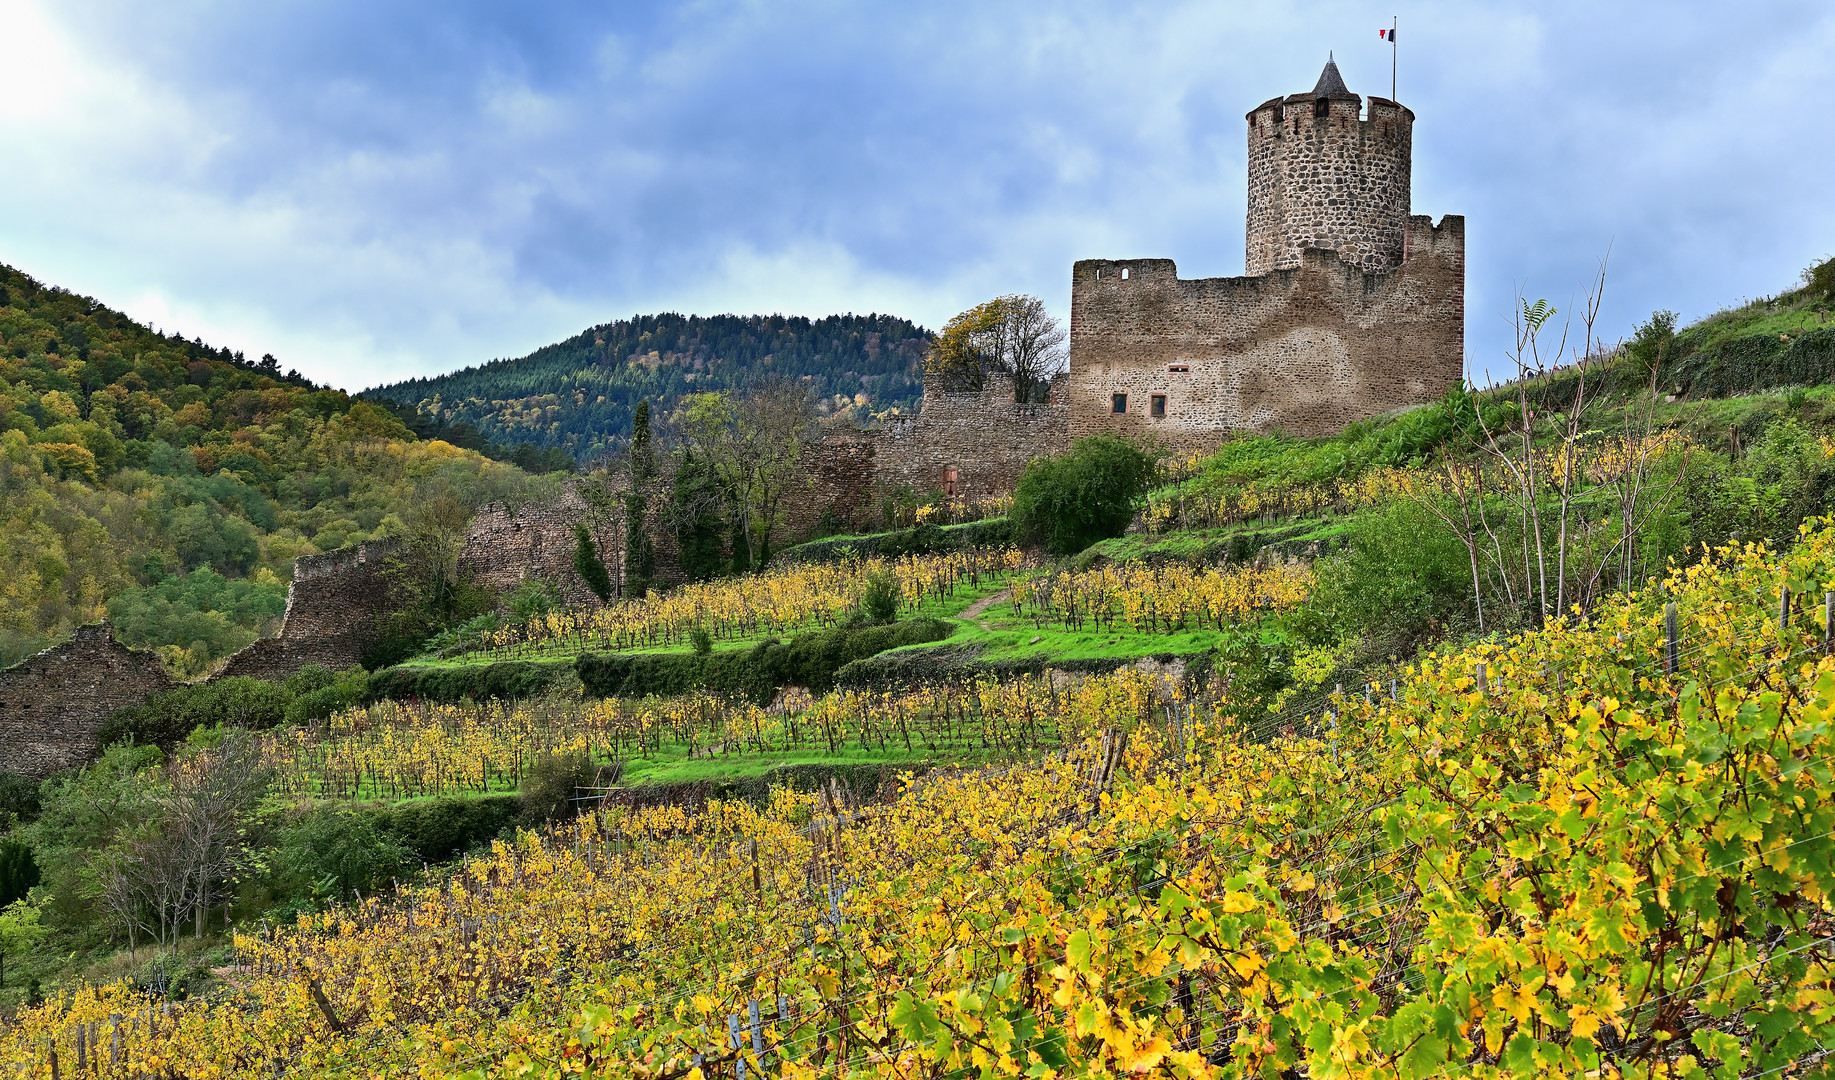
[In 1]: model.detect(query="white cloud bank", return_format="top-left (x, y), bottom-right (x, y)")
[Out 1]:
top-left (0, 0), bottom-right (1830, 389)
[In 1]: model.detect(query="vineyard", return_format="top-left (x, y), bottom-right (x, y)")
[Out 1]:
top-left (256, 558), bottom-right (1317, 799)
top-left (10, 520), bottom-right (1835, 1077)
top-left (441, 549), bottom-right (1022, 663)
top-left (1010, 562), bottom-right (1312, 634)
top-left (264, 674), bottom-right (1164, 798)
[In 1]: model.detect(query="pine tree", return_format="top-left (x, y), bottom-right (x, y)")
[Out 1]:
top-left (669, 451), bottom-right (726, 581)
top-left (624, 401), bottom-right (656, 595)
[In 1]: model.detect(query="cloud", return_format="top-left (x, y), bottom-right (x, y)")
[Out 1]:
top-left (0, 0), bottom-right (1831, 389)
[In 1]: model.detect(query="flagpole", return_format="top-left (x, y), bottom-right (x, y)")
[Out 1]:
top-left (1391, 16), bottom-right (1398, 101)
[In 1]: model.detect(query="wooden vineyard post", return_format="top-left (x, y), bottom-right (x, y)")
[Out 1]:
top-left (750, 838), bottom-right (762, 897)
top-left (1664, 603), bottom-right (1679, 675)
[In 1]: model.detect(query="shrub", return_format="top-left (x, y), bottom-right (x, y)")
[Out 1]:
top-left (377, 795), bottom-right (520, 862)
top-left (1805, 255), bottom-right (1835, 301)
top-left (0, 773), bottom-right (40, 823)
top-left (1010, 434), bottom-right (1162, 554)
top-left (365, 659), bottom-right (572, 704)
top-left (507, 578), bottom-right (559, 623)
top-left (520, 751), bottom-right (597, 824)
top-left (690, 625), bottom-right (713, 656)
top-left (268, 807), bottom-right (413, 907)
top-left (859, 568), bottom-right (899, 623)
top-left (776, 518), bottom-right (1014, 564)
top-left (1305, 498), bottom-right (1482, 659)
top-left (283, 666), bottom-right (372, 724)
top-left (576, 618), bottom-right (955, 702)
top-left (99, 676), bottom-right (293, 748)
top-left (0, 839), bottom-right (39, 907)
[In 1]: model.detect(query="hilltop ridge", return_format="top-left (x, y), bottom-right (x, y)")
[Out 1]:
top-left (363, 311), bottom-right (932, 461)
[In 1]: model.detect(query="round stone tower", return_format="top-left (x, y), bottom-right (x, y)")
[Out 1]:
top-left (1244, 58), bottom-right (1414, 276)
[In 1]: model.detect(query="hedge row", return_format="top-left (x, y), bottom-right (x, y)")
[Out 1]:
top-left (369, 793), bottom-right (523, 862)
top-left (363, 659), bottom-right (574, 705)
top-left (603, 761), bottom-right (929, 811)
top-left (576, 618), bottom-right (956, 703)
top-left (98, 666), bottom-right (373, 750)
top-left (1666, 326), bottom-right (1835, 399)
top-left (776, 518), bottom-right (1015, 564)
top-left (832, 642), bottom-right (1219, 693)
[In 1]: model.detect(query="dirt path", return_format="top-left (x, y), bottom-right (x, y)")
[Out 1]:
top-left (956, 588), bottom-right (1012, 631)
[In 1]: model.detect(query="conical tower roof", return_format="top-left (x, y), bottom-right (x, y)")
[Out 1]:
top-left (1310, 56), bottom-right (1358, 99)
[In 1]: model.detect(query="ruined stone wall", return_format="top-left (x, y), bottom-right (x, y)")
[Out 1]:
top-left (1066, 217), bottom-right (1464, 448)
top-left (215, 538), bottom-right (403, 680)
top-left (1246, 93), bottom-right (1412, 276)
top-left (872, 375), bottom-right (1070, 503)
top-left (786, 432), bottom-right (883, 539)
top-left (0, 625), bottom-right (173, 779)
top-left (462, 485), bottom-right (607, 605)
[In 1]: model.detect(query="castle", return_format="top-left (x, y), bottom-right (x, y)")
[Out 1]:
top-left (1064, 59), bottom-right (1465, 445)
top-left (0, 62), bottom-right (1470, 777)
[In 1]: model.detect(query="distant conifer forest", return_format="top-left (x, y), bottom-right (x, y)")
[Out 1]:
top-left (363, 312), bottom-right (932, 463)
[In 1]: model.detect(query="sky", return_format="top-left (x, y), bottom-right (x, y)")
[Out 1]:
top-left (0, 0), bottom-right (1831, 391)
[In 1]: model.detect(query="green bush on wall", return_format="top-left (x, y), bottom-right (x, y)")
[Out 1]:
top-left (364, 659), bottom-right (574, 704)
top-left (576, 618), bottom-right (955, 702)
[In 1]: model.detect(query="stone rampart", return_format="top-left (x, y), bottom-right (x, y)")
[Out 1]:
top-left (462, 486), bottom-right (607, 605)
top-left (786, 432), bottom-right (882, 538)
top-left (1066, 219), bottom-right (1464, 448)
top-left (215, 538), bottom-right (402, 680)
top-left (872, 374), bottom-right (1070, 501)
top-left (0, 625), bottom-right (173, 779)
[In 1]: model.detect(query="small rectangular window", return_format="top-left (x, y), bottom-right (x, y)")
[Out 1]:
top-left (1120, 267), bottom-right (1130, 280)
top-left (1112, 393), bottom-right (1127, 414)
top-left (1150, 394), bottom-right (1167, 418)
top-left (1167, 363), bottom-right (1189, 373)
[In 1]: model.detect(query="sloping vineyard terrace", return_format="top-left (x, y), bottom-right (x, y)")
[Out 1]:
top-left (9, 526), bottom-right (1835, 1077)
top-left (453, 549), bottom-right (1023, 662)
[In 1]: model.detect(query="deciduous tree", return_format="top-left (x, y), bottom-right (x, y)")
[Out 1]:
top-left (923, 295), bottom-right (1066, 402)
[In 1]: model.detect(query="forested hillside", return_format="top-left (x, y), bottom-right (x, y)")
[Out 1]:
top-left (0, 263), bottom-right (555, 673)
top-left (364, 312), bottom-right (932, 461)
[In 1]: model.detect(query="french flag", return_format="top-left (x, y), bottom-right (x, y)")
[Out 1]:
top-left (1379, 28), bottom-right (1396, 41)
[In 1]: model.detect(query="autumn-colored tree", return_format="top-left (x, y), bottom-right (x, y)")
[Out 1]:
top-left (923, 294), bottom-right (1065, 402)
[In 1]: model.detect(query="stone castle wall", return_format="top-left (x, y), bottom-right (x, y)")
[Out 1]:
top-left (784, 377), bottom-right (1069, 537)
top-left (1066, 215), bottom-right (1464, 448)
top-left (215, 539), bottom-right (402, 680)
top-left (782, 432), bottom-right (882, 539)
top-left (1246, 94), bottom-right (1413, 276)
top-left (0, 625), bottom-right (173, 779)
top-left (872, 375), bottom-right (1070, 501)
top-left (462, 486), bottom-right (608, 606)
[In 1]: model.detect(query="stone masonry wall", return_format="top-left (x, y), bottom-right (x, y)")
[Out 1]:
top-left (1066, 216), bottom-right (1464, 449)
top-left (785, 432), bottom-right (882, 539)
top-left (462, 486), bottom-right (606, 607)
top-left (871, 374), bottom-right (1070, 502)
top-left (215, 538), bottom-right (404, 680)
top-left (1246, 94), bottom-right (1412, 276)
top-left (0, 625), bottom-right (174, 779)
